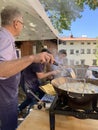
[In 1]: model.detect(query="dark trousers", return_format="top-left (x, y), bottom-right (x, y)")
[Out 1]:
top-left (18, 75), bottom-right (44, 112)
top-left (18, 88), bottom-right (44, 112)
top-left (0, 100), bottom-right (18, 130)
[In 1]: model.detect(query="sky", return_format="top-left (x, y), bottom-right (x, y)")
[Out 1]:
top-left (60, 6), bottom-right (98, 38)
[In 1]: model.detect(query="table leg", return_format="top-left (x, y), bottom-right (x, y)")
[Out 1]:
top-left (49, 112), bottom-right (55, 130)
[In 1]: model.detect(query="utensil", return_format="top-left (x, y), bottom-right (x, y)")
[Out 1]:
top-left (53, 61), bottom-right (76, 78)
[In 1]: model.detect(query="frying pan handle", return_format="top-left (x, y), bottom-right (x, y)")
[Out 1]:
top-left (67, 92), bottom-right (84, 99)
top-left (53, 61), bottom-right (59, 66)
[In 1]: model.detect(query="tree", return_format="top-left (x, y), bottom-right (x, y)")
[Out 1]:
top-left (40, 0), bottom-right (98, 33)
top-left (76, 0), bottom-right (98, 10)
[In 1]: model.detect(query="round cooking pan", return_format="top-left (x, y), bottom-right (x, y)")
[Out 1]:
top-left (51, 77), bottom-right (98, 105)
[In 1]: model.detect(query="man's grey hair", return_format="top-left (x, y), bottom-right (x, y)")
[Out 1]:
top-left (1, 6), bottom-right (22, 26)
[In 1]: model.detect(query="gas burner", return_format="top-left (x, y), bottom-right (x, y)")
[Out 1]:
top-left (49, 94), bottom-right (98, 130)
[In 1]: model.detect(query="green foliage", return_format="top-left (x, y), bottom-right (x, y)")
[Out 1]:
top-left (40, 0), bottom-right (82, 32)
top-left (40, 0), bottom-right (98, 33)
top-left (76, 0), bottom-right (98, 10)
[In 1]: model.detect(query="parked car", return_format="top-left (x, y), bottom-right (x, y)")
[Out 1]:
top-left (85, 66), bottom-right (98, 80)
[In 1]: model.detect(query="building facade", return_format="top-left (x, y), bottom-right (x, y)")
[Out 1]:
top-left (59, 36), bottom-right (98, 66)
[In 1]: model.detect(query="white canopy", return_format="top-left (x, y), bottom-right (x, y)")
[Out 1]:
top-left (0, 0), bottom-right (59, 41)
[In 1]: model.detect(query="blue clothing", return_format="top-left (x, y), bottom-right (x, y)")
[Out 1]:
top-left (21, 63), bottom-right (44, 90)
top-left (0, 99), bottom-right (18, 130)
top-left (19, 63), bottom-right (45, 112)
top-left (0, 27), bottom-right (20, 130)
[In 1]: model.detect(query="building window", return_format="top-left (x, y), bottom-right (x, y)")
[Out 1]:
top-left (70, 60), bottom-right (74, 65)
top-left (80, 59), bottom-right (85, 65)
top-left (70, 42), bottom-right (74, 45)
top-left (93, 42), bottom-right (96, 45)
top-left (81, 42), bottom-right (84, 45)
top-left (16, 48), bottom-right (21, 58)
top-left (92, 59), bottom-right (97, 65)
top-left (76, 61), bottom-right (79, 65)
top-left (93, 49), bottom-right (96, 54)
top-left (76, 50), bottom-right (79, 55)
top-left (62, 41), bottom-right (66, 45)
top-left (70, 49), bottom-right (74, 54)
top-left (76, 50), bottom-right (79, 53)
top-left (87, 42), bottom-right (90, 45)
top-left (87, 49), bottom-right (91, 54)
top-left (80, 49), bottom-right (85, 54)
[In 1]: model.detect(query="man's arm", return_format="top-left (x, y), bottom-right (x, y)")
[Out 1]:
top-left (36, 70), bottom-right (59, 79)
top-left (0, 52), bottom-right (54, 78)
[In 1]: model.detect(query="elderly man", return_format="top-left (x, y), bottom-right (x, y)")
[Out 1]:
top-left (0, 6), bottom-right (54, 130)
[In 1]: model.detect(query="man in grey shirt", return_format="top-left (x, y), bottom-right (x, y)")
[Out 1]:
top-left (0, 6), bottom-right (55, 130)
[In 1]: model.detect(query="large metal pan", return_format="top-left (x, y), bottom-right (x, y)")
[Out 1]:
top-left (51, 77), bottom-right (98, 109)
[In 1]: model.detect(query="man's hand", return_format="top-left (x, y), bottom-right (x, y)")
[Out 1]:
top-left (51, 70), bottom-right (60, 75)
top-left (32, 52), bottom-right (55, 64)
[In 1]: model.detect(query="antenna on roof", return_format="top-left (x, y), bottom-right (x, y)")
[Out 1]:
top-left (70, 31), bottom-right (73, 38)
